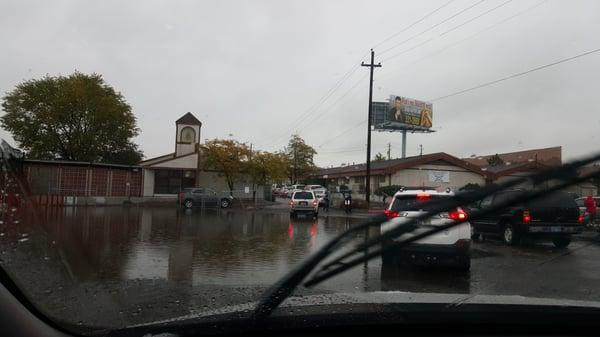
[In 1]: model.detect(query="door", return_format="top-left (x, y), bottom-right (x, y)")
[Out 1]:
top-left (470, 195), bottom-right (495, 234)
top-left (204, 188), bottom-right (219, 207)
top-left (191, 188), bottom-right (205, 207)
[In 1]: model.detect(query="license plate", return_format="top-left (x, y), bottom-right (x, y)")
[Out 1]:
top-left (300, 201), bottom-right (307, 206)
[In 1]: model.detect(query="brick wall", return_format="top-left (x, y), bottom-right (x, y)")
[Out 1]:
top-left (24, 163), bottom-right (142, 197)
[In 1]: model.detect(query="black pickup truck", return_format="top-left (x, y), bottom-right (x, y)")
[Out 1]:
top-left (469, 190), bottom-right (583, 248)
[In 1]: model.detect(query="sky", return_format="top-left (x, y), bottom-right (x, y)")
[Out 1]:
top-left (1, 0), bottom-right (599, 168)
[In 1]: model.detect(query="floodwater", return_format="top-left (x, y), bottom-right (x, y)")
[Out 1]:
top-left (2, 206), bottom-right (469, 294)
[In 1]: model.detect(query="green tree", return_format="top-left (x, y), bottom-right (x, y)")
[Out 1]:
top-left (200, 139), bottom-right (251, 195)
top-left (285, 134), bottom-right (317, 184)
top-left (486, 154), bottom-right (504, 167)
top-left (249, 151), bottom-right (289, 186)
top-left (374, 152), bottom-right (386, 161)
top-left (1, 72), bottom-right (142, 164)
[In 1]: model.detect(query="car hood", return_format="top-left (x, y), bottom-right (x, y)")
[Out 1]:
top-left (119, 291), bottom-right (600, 335)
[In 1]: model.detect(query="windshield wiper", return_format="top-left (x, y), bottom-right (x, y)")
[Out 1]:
top-left (252, 152), bottom-right (600, 320)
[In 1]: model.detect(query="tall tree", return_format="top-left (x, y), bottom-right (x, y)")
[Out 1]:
top-left (374, 152), bottom-right (386, 161)
top-left (200, 139), bottom-right (251, 195)
top-left (1, 72), bottom-right (143, 164)
top-left (486, 154), bottom-right (505, 167)
top-left (284, 134), bottom-right (317, 184)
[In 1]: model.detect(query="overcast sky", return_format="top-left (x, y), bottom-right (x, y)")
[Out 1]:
top-left (1, 0), bottom-right (599, 167)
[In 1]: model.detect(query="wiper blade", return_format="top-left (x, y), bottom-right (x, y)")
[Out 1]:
top-left (253, 152), bottom-right (600, 320)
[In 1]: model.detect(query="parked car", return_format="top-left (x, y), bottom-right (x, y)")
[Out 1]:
top-left (380, 188), bottom-right (471, 271)
top-left (290, 190), bottom-right (319, 218)
top-left (305, 185), bottom-right (327, 204)
top-left (178, 187), bottom-right (233, 209)
top-left (470, 190), bottom-right (583, 248)
top-left (286, 184), bottom-right (306, 198)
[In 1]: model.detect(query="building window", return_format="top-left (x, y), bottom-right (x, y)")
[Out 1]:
top-left (358, 184), bottom-right (366, 194)
top-left (180, 127), bottom-right (196, 143)
top-left (377, 175), bottom-right (386, 183)
top-left (354, 177), bottom-right (363, 184)
top-left (154, 169), bottom-right (195, 194)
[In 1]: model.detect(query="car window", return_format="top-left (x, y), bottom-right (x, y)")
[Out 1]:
top-left (390, 194), bottom-right (449, 212)
top-left (479, 195), bottom-right (493, 208)
top-left (576, 199), bottom-right (585, 207)
top-left (293, 192), bottom-right (314, 199)
top-left (192, 188), bottom-right (204, 194)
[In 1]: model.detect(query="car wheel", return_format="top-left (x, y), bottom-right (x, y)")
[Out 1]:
top-left (183, 199), bottom-right (193, 209)
top-left (552, 237), bottom-right (571, 249)
top-left (470, 226), bottom-right (480, 241)
top-left (503, 224), bottom-right (518, 246)
top-left (220, 198), bottom-right (231, 208)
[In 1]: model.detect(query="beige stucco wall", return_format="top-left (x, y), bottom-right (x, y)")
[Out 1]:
top-left (150, 153), bottom-right (198, 169)
top-left (176, 124), bottom-right (201, 157)
top-left (326, 164), bottom-right (486, 200)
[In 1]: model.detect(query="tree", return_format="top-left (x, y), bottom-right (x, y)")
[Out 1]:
top-left (284, 134), bottom-right (317, 183)
top-left (200, 139), bottom-right (251, 195)
top-left (374, 152), bottom-right (386, 161)
top-left (1, 72), bottom-right (143, 165)
top-left (248, 151), bottom-right (289, 186)
top-left (486, 154), bottom-right (505, 167)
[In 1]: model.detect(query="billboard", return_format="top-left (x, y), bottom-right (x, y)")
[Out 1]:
top-left (372, 95), bottom-right (433, 131)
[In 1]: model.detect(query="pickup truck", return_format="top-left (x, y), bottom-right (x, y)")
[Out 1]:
top-left (469, 190), bottom-right (583, 248)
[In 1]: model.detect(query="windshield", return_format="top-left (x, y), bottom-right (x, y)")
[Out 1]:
top-left (1, 0), bottom-right (600, 334)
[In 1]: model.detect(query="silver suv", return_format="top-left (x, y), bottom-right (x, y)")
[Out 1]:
top-left (290, 190), bottom-right (318, 218)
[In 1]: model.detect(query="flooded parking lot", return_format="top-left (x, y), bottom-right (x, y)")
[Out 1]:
top-left (2, 205), bottom-right (600, 330)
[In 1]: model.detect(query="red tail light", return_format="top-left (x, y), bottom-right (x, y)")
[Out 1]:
top-left (289, 201), bottom-right (294, 207)
top-left (384, 209), bottom-right (399, 218)
top-left (448, 207), bottom-right (468, 221)
top-left (522, 210), bottom-right (531, 224)
top-left (416, 193), bottom-right (431, 201)
top-left (312, 200), bottom-right (318, 206)
top-left (578, 214), bottom-right (584, 224)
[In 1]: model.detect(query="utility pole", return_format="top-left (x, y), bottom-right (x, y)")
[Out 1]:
top-left (401, 131), bottom-right (407, 158)
top-left (419, 144), bottom-right (423, 156)
top-left (387, 143), bottom-right (391, 160)
top-left (361, 49), bottom-right (381, 208)
top-left (293, 146), bottom-right (297, 184)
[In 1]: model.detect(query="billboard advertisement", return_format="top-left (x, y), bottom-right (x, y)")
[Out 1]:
top-left (372, 96), bottom-right (433, 131)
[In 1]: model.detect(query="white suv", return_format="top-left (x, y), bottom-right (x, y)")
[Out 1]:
top-left (380, 188), bottom-right (471, 271)
top-left (290, 190), bottom-right (319, 218)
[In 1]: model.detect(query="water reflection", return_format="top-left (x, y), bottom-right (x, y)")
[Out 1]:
top-left (10, 206), bottom-right (473, 294)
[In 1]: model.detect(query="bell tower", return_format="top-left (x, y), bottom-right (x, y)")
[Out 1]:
top-left (175, 112), bottom-right (202, 157)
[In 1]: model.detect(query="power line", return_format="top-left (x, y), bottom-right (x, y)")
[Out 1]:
top-left (430, 47), bottom-right (600, 102)
top-left (378, 0), bottom-right (486, 56)
top-left (381, 0), bottom-right (513, 62)
top-left (378, 0), bottom-right (549, 80)
top-left (440, 0), bottom-right (513, 36)
top-left (317, 119), bottom-right (367, 148)
top-left (296, 73), bottom-right (367, 132)
top-left (254, 58), bottom-right (365, 148)
top-left (371, 0), bottom-right (456, 50)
